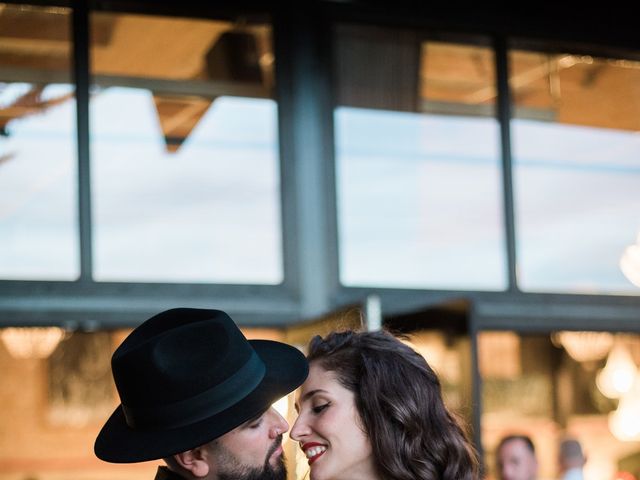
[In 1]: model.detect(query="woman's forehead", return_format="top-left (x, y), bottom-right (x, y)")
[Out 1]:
top-left (295, 364), bottom-right (341, 400)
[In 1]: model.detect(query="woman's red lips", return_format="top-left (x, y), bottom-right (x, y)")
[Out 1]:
top-left (308, 451), bottom-right (324, 465)
top-left (301, 442), bottom-right (327, 465)
top-left (301, 442), bottom-right (324, 450)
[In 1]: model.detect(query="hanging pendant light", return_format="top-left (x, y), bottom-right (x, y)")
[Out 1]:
top-left (609, 373), bottom-right (640, 441)
top-left (596, 342), bottom-right (638, 399)
top-left (0, 327), bottom-right (65, 359)
top-left (553, 331), bottom-right (613, 363)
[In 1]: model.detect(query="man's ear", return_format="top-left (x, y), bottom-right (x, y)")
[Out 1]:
top-left (173, 447), bottom-right (210, 478)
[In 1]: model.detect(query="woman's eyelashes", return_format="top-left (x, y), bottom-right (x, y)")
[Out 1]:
top-left (312, 402), bottom-right (330, 414)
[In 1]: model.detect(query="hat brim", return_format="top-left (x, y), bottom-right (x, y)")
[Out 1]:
top-left (94, 340), bottom-right (307, 463)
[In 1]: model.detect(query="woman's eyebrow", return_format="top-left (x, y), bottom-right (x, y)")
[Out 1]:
top-left (301, 389), bottom-right (327, 402)
top-left (294, 389), bottom-right (328, 412)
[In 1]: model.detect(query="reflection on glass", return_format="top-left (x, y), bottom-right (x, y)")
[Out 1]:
top-left (90, 13), bottom-right (282, 283)
top-left (479, 330), bottom-right (640, 480)
top-left (510, 49), bottom-right (640, 294)
top-left (335, 26), bottom-right (505, 290)
top-left (0, 4), bottom-right (78, 279)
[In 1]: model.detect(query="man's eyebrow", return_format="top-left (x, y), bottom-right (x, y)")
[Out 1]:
top-left (294, 389), bottom-right (328, 412)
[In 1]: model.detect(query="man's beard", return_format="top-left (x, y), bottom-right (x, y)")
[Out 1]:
top-left (214, 435), bottom-right (287, 480)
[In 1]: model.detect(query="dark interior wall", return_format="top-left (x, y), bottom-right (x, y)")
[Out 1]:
top-left (87, 1), bottom-right (640, 55)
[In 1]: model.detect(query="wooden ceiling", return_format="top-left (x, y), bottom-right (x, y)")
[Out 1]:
top-left (1, 5), bottom-right (640, 149)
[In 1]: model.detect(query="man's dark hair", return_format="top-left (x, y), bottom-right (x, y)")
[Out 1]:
top-left (497, 434), bottom-right (536, 454)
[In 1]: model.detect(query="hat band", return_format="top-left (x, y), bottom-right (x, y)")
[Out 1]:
top-left (121, 351), bottom-right (266, 430)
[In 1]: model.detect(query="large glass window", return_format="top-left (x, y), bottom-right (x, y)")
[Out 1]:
top-left (0, 4), bottom-right (78, 280)
top-left (335, 25), bottom-right (506, 290)
top-left (511, 48), bottom-right (640, 294)
top-left (89, 13), bottom-right (282, 283)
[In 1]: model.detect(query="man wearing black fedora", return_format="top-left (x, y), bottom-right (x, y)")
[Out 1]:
top-left (94, 308), bottom-right (309, 480)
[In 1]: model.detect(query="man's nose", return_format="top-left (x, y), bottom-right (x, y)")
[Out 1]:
top-left (268, 407), bottom-right (289, 438)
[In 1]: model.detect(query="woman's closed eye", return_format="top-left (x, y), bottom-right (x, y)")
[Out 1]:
top-left (312, 402), bottom-right (330, 414)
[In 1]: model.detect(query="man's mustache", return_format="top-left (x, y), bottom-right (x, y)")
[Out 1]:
top-left (266, 434), bottom-right (284, 462)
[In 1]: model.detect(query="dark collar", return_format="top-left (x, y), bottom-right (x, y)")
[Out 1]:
top-left (154, 466), bottom-right (187, 480)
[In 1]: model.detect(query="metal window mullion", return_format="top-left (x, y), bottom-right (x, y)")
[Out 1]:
top-left (274, 8), bottom-right (339, 318)
top-left (72, 0), bottom-right (93, 283)
top-left (495, 36), bottom-right (518, 292)
top-left (468, 303), bottom-right (484, 468)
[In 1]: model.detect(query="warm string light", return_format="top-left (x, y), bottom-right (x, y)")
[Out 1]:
top-left (0, 327), bottom-right (65, 359)
top-left (554, 331), bottom-right (613, 362)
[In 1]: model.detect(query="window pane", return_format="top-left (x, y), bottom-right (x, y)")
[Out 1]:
top-left (0, 4), bottom-right (78, 280)
top-left (511, 49), bottom-right (640, 293)
top-left (90, 13), bottom-right (282, 283)
top-left (335, 25), bottom-right (506, 290)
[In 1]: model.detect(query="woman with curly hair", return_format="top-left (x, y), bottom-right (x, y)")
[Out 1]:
top-left (291, 329), bottom-right (479, 480)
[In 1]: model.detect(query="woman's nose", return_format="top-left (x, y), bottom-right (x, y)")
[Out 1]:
top-left (290, 414), bottom-right (309, 441)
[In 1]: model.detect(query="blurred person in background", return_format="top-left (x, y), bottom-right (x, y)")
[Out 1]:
top-left (558, 438), bottom-right (586, 480)
top-left (496, 434), bottom-right (538, 480)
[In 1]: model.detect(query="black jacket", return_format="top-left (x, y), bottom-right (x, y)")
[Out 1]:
top-left (154, 466), bottom-right (188, 480)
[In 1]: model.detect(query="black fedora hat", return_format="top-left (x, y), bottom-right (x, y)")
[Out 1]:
top-left (94, 308), bottom-right (308, 463)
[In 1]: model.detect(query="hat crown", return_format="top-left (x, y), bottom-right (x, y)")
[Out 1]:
top-left (111, 308), bottom-right (255, 409)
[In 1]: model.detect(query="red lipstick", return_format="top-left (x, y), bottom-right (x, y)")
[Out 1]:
top-left (301, 442), bottom-right (327, 465)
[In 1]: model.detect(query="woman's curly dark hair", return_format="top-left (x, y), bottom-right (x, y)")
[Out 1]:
top-left (307, 330), bottom-right (479, 480)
